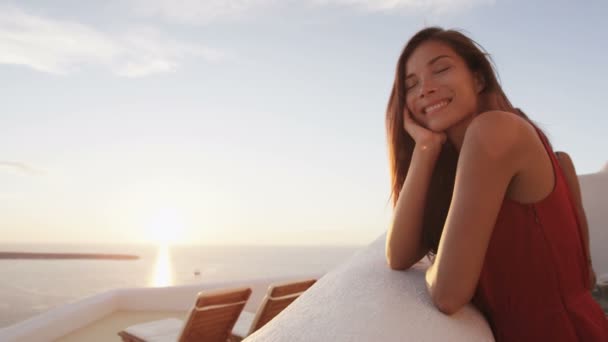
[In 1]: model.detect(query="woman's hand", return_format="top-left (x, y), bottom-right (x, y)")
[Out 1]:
top-left (403, 107), bottom-right (447, 152)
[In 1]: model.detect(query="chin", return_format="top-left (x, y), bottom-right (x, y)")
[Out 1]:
top-left (425, 120), bottom-right (449, 133)
top-left (426, 113), bottom-right (467, 133)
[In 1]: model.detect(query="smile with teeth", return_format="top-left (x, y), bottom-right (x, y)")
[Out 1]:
top-left (423, 99), bottom-right (451, 115)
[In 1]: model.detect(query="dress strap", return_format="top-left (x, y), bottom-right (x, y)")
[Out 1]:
top-left (532, 123), bottom-right (592, 288)
top-left (532, 124), bottom-right (554, 157)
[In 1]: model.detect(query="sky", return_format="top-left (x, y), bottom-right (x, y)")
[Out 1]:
top-left (1, 0), bottom-right (607, 246)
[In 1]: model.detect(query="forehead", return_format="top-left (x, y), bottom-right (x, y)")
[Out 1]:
top-left (405, 40), bottom-right (458, 72)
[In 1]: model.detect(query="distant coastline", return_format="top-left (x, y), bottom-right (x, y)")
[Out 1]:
top-left (0, 252), bottom-right (139, 260)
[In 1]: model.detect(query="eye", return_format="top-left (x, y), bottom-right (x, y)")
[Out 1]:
top-left (405, 79), bottom-right (418, 90)
top-left (433, 66), bottom-right (450, 74)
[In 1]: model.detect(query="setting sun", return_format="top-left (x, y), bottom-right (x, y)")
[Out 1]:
top-left (144, 207), bottom-right (187, 245)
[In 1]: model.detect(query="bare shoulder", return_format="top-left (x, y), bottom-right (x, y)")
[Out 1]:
top-left (472, 111), bottom-right (556, 203)
top-left (468, 110), bottom-right (535, 140)
top-left (463, 110), bottom-right (535, 161)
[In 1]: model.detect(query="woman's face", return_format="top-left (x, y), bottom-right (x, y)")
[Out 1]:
top-left (404, 40), bottom-right (483, 133)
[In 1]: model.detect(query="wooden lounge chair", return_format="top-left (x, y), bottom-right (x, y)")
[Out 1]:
top-left (118, 286), bottom-right (252, 342)
top-left (231, 279), bottom-right (316, 340)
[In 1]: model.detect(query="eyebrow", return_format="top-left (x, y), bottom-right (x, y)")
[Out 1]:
top-left (405, 55), bottom-right (453, 80)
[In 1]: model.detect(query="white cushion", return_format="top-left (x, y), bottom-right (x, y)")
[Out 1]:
top-left (123, 318), bottom-right (183, 342)
top-left (232, 311), bottom-right (255, 338)
top-left (138, 331), bottom-right (181, 342)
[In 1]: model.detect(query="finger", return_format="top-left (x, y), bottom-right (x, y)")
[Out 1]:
top-left (402, 108), bottom-right (417, 127)
top-left (402, 107), bottom-right (411, 121)
top-left (402, 113), bottom-right (418, 137)
top-left (439, 132), bottom-right (447, 145)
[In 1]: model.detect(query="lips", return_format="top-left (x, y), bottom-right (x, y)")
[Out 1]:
top-left (423, 99), bottom-right (452, 115)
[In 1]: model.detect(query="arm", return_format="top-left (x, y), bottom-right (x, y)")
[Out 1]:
top-left (425, 112), bottom-right (528, 314)
top-left (385, 145), bottom-right (438, 270)
top-left (555, 151), bottom-right (595, 288)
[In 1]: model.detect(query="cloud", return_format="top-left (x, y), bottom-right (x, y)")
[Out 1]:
top-left (0, 0), bottom-right (492, 75)
top-left (0, 161), bottom-right (43, 175)
top-left (0, 5), bottom-right (226, 77)
top-left (110, 27), bottom-right (226, 77)
top-left (312, 0), bottom-right (495, 14)
top-left (130, 0), bottom-right (278, 25)
top-left (131, 0), bottom-right (493, 24)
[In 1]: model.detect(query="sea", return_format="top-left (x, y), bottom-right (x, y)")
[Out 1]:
top-left (0, 243), bottom-right (361, 328)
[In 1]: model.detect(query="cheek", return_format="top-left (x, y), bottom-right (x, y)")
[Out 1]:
top-left (458, 86), bottom-right (480, 111)
top-left (411, 112), bottom-right (429, 129)
top-left (405, 95), bottom-right (422, 119)
top-left (405, 95), bottom-right (415, 114)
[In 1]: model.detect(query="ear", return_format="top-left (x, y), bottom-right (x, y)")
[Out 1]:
top-left (474, 72), bottom-right (486, 93)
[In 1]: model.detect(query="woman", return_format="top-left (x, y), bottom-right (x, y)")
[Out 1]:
top-left (384, 27), bottom-right (608, 341)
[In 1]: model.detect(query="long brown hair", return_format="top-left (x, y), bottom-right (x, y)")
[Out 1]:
top-left (386, 27), bottom-right (544, 255)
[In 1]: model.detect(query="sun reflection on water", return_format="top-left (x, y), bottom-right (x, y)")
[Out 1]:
top-left (151, 244), bottom-right (173, 287)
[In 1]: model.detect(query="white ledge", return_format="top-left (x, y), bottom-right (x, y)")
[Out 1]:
top-left (246, 233), bottom-right (495, 342)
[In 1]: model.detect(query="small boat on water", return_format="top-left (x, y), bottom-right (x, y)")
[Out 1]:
top-left (1, 167), bottom-right (607, 342)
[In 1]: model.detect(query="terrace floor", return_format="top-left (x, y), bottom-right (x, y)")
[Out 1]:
top-left (57, 311), bottom-right (188, 342)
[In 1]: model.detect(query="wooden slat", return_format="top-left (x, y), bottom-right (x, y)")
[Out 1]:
top-left (269, 279), bottom-right (316, 298)
top-left (118, 331), bottom-right (147, 342)
top-left (249, 279), bottom-right (316, 333)
top-left (252, 297), bottom-right (298, 331)
top-left (196, 287), bottom-right (252, 308)
top-left (179, 287), bottom-right (251, 342)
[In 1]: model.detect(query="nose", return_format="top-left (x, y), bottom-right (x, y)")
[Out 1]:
top-left (417, 77), bottom-right (437, 99)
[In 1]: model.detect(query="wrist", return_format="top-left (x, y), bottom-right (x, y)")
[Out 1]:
top-left (413, 144), bottom-right (442, 162)
top-left (417, 140), bottom-right (443, 153)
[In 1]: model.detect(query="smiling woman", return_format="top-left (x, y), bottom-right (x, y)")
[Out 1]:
top-left (385, 27), bottom-right (608, 341)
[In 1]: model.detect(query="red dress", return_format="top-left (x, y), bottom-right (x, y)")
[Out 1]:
top-left (472, 125), bottom-right (608, 341)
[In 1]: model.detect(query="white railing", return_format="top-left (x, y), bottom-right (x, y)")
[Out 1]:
top-left (0, 274), bottom-right (322, 342)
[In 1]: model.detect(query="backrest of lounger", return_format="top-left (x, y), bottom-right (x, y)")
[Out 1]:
top-left (249, 279), bottom-right (316, 334)
top-left (178, 287), bottom-right (251, 342)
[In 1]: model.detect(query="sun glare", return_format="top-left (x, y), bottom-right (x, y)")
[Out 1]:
top-left (151, 244), bottom-right (173, 287)
top-left (144, 207), bottom-right (186, 245)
